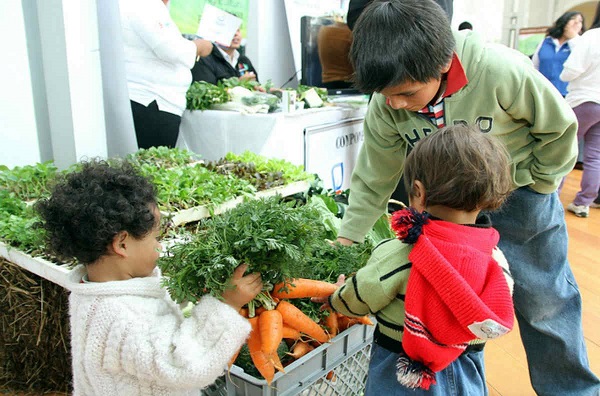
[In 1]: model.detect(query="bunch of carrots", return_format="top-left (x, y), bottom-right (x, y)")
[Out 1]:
top-left (232, 278), bottom-right (373, 384)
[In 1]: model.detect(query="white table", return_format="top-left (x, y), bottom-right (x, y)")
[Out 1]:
top-left (177, 104), bottom-right (368, 190)
top-left (178, 105), bottom-right (367, 164)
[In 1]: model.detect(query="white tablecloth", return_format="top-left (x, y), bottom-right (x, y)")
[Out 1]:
top-left (177, 105), bottom-right (368, 166)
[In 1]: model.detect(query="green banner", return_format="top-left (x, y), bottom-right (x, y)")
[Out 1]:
top-left (169, 0), bottom-right (249, 37)
top-left (517, 33), bottom-right (545, 57)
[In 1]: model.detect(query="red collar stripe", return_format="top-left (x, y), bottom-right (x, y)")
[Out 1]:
top-left (443, 52), bottom-right (468, 98)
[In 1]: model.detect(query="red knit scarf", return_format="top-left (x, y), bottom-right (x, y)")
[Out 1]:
top-left (391, 208), bottom-right (514, 390)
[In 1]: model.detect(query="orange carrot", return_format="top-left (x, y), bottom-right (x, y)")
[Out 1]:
top-left (271, 350), bottom-right (285, 373)
top-left (282, 325), bottom-right (302, 340)
top-left (247, 317), bottom-right (275, 384)
top-left (259, 310), bottom-right (284, 359)
top-left (228, 346), bottom-right (241, 369)
top-left (337, 315), bottom-right (352, 331)
top-left (239, 308), bottom-right (249, 318)
top-left (276, 300), bottom-right (329, 343)
top-left (271, 278), bottom-right (338, 299)
top-left (355, 315), bottom-right (374, 326)
top-left (326, 370), bottom-right (336, 381)
top-left (338, 316), bottom-right (367, 330)
top-left (287, 340), bottom-right (314, 359)
top-left (255, 306), bottom-right (266, 316)
top-left (324, 309), bottom-right (339, 338)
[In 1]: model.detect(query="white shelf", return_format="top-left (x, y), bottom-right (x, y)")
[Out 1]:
top-left (0, 241), bottom-right (72, 289)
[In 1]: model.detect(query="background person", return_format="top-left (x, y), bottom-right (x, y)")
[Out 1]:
top-left (35, 159), bottom-right (263, 395)
top-left (119, 0), bottom-right (213, 149)
top-left (592, 3), bottom-right (600, 210)
top-left (531, 11), bottom-right (585, 97)
top-left (317, 18), bottom-right (354, 89)
top-left (191, 28), bottom-right (259, 86)
top-left (560, 3), bottom-right (600, 218)
top-left (336, 1), bottom-right (600, 394)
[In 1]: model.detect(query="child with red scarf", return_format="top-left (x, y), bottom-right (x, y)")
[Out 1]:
top-left (328, 124), bottom-right (515, 395)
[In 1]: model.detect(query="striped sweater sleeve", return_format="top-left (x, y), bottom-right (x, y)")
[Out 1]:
top-left (330, 239), bottom-right (412, 317)
top-left (492, 247), bottom-right (514, 295)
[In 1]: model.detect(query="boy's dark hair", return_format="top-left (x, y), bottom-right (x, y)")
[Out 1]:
top-left (458, 21), bottom-right (473, 31)
top-left (350, 0), bottom-right (455, 93)
top-left (403, 124), bottom-right (512, 212)
top-left (547, 11), bottom-right (585, 38)
top-left (36, 159), bottom-right (157, 264)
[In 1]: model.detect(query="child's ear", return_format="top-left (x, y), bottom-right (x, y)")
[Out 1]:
top-left (441, 59), bottom-right (452, 74)
top-left (410, 180), bottom-right (427, 211)
top-left (111, 231), bottom-right (129, 258)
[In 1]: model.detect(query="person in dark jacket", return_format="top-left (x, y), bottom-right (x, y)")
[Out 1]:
top-left (191, 28), bottom-right (258, 85)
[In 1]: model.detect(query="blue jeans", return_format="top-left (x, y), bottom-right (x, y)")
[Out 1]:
top-left (488, 187), bottom-right (599, 395)
top-left (365, 343), bottom-right (488, 395)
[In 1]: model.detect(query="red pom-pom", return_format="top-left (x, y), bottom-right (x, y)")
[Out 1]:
top-left (396, 353), bottom-right (436, 390)
top-left (391, 207), bottom-right (429, 244)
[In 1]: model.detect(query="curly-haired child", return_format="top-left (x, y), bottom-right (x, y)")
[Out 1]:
top-left (36, 159), bottom-right (263, 396)
top-left (328, 125), bottom-right (515, 395)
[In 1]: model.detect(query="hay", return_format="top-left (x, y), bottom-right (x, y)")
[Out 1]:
top-left (0, 258), bottom-right (71, 394)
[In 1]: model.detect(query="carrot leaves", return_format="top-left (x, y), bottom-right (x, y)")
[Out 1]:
top-left (159, 196), bottom-right (328, 303)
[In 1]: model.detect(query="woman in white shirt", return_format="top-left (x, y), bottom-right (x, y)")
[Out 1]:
top-left (119, 0), bottom-right (212, 149)
top-left (560, 5), bottom-right (600, 218)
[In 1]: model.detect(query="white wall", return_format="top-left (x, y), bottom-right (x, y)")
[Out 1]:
top-left (0, 3), bottom-right (42, 168)
top-left (37, 0), bottom-right (107, 169)
top-left (246, 0), bottom-right (298, 88)
top-left (59, 0), bottom-right (107, 162)
top-left (0, 1), bottom-right (110, 170)
top-left (453, 0), bottom-right (506, 43)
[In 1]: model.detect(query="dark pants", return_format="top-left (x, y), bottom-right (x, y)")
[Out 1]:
top-left (322, 80), bottom-right (353, 90)
top-left (130, 100), bottom-right (181, 149)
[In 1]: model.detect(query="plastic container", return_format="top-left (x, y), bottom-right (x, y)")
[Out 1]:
top-left (203, 323), bottom-right (374, 396)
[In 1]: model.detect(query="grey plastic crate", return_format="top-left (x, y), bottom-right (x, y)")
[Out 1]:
top-left (204, 323), bottom-right (374, 396)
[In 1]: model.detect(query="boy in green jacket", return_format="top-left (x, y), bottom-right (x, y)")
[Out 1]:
top-left (336, 0), bottom-right (599, 395)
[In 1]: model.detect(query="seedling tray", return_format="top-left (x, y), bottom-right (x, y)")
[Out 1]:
top-left (163, 180), bottom-right (309, 226)
top-left (0, 242), bottom-right (71, 288)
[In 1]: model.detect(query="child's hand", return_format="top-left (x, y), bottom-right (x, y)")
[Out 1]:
top-left (311, 274), bottom-right (346, 308)
top-left (336, 237), bottom-right (354, 246)
top-left (221, 264), bottom-right (263, 311)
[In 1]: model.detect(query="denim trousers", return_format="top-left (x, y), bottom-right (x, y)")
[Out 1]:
top-left (488, 187), bottom-right (599, 395)
top-left (364, 343), bottom-right (487, 396)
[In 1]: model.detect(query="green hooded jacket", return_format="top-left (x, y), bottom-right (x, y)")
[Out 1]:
top-left (339, 31), bottom-right (578, 243)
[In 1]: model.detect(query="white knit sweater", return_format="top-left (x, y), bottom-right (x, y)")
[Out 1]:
top-left (65, 266), bottom-right (251, 396)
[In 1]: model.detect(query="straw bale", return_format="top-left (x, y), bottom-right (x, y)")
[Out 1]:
top-left (0, 258), bottom-right (71, 394)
